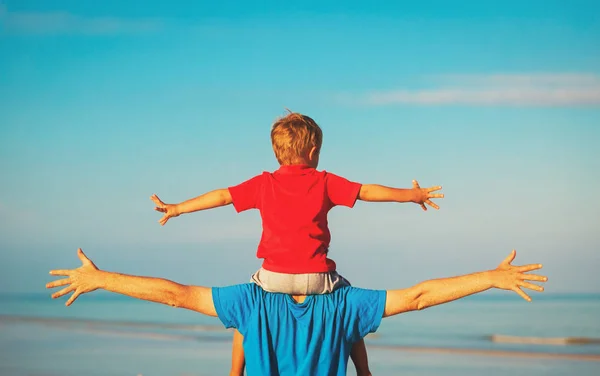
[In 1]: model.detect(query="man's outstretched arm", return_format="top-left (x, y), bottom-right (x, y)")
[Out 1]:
top-left (46, 248), bottom-right (217, 316)
top-left (384, 250), bottom-right (547, 317)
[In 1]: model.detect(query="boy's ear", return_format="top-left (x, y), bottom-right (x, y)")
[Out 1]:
top-left (308, 146), bottom-right (319, 161)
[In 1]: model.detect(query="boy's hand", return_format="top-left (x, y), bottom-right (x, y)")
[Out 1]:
top-left (412, 180), bottom-right (444, 211)
top-left (151, 194), bottom-right (181, 226)
top-left (490, 250), bottom-right (547, 301)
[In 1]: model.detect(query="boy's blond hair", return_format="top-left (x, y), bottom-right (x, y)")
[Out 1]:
top-left (271, 111), bottom-right (323, 165)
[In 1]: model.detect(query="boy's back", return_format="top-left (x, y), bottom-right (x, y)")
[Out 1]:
top-left (229, 164), bottom-right (361, 273)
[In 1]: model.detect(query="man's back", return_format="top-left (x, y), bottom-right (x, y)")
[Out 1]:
top-left (212, 284), bottom-right (385, 375)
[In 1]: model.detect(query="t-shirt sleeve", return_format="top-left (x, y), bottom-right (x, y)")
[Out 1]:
top-left (325, 172), bottom-right (362, 208)
top-left (228, 174), bottom-right (264, 213)
top-left (339, 287), bottom-right (387, 343)
top-left (212, 284), bottom-right (258, 334)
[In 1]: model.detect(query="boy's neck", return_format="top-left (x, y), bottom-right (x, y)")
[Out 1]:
top-left (280, 161), bottom-right (318, 169)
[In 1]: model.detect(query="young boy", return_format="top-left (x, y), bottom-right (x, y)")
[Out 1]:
top-left (150, 112), bottom-right (443, 376)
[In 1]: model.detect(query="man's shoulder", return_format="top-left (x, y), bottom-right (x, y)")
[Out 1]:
top-left (213, 283), bottom-right (262, 301)
top-left (326, 286), bottom-right (387, 307)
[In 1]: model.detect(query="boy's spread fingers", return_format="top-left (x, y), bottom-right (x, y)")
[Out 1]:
top-left (150, 195), bottom-right (163, 205)
top-left (429, 194), bottom-right (444, 198)
top-left (425, 200), bottom-right (439, 209)
top-left (427, 186), bottom-right (442, 192)
top-left (420, 203), bottom-right (427, 211)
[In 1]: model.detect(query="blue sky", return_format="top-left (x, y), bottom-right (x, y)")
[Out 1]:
top-left (1, 0), bottom-right (599, 294)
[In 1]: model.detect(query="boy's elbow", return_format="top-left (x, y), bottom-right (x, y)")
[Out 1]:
top-left (219, 189), bottom-right (233, 206)
top-left (358, 185), bottom-right (370, 201)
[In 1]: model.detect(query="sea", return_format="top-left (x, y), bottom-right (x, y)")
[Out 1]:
top-left (1, 292), bottom-right (599, 375)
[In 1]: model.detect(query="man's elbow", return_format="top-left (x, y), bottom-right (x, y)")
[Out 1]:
top-left (406, 284), bottom-right (432, 311)
top-left (415, 298), bottom-right (429, 311)
top-left (384, 287), bottom-right (426, 316)
top-left (166, 284), bottom-right (190, 309)
top-left (413, 286), bottom-right (433, 311)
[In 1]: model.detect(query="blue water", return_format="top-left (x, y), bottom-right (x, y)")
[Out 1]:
top-left (1, 293), bottom-right (599, 375)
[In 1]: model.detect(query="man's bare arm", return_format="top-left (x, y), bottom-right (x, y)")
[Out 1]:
top-left (384, 250), bottom-right (547, 317)
top-left (46, 248), bottom-right (217, 316)
top-left (358, 180), bottom-right (443, 211)
top-left (151, 189), bottom-right (233, 226)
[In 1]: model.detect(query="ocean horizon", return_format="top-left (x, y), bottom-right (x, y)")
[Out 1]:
top-left (1, 292), bottom-right (599, 375)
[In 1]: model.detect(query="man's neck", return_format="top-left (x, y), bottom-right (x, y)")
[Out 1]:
top-left (292, 295), bottom-right (307, 303)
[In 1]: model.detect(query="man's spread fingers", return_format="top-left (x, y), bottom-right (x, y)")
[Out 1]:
top-left (521, 273), bottom-right (547, 282)
top-left (52, 285), bottom-right (75, 299)
top-left (46, 278), bottom-right (71, 289)
top-left (519, 281), bottom-right (544, 292)
top-left (513, 286), bottom-right (531, 301)
top-left (427, 186), bottom-right (442, 192)
top-left (428, 193), bottom-right (444, 199)
top-left (66, 291), bottom-right (81, 306)
top-left (49, 270), bottom-right (71, 276)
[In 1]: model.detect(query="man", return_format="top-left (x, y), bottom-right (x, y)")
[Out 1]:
top-left (47, 248), bottom-right (546, 375)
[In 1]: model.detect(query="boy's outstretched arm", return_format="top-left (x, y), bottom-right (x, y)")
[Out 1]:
top-left (383, 250), bottom-right (547, 317)
top-left (46, 248), bottom-right (218, 316)
top-left (358, 180), bottom-right (443, 211)
top-left (151, 189), bottom-right (232, 225)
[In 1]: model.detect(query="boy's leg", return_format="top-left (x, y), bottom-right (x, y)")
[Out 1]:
top-left (230, 329), bottom-right (245, 376)
top-left (250, 268), bottom-right (350, 295)
top-left (350, 339), bottom-right (372, 376)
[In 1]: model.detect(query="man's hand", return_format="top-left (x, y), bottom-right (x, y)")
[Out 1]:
top-left (46, 248), bottom-right (100, 306)
top-left (412, 180), bottom-right (444, 211)
top-left (384, 250), bottom-right (547, 317)
top-left (151, 194), bottom-right (180, 226)
top-left (490, 250), bottom-right (547, 301)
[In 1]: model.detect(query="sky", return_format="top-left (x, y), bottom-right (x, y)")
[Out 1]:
top-left (1, 0), bottom-right (599, 294)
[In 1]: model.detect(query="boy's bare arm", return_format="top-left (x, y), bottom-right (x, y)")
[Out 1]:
top-left (358, 180), bottom-right (443, 210)
top-left (383, 250), bottom-right (547, 317)
top-left (46, 248), bottom-right (218, 316)
top-left (151, 189), bottom-right (232, 226)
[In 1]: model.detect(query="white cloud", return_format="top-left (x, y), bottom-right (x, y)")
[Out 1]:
top-left (0, 4), bottom-right (163, 35)
top-left (351, 74), bottom-right (600, 107)
top-left (434, 73), bottom-right (600, 87)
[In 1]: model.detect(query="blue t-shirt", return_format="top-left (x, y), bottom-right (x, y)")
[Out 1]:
top-left (212, 284), bottom-right (386, 376)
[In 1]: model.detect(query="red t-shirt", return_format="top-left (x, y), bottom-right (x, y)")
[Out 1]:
top-left (228, 165), bottom-right (362, 273)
